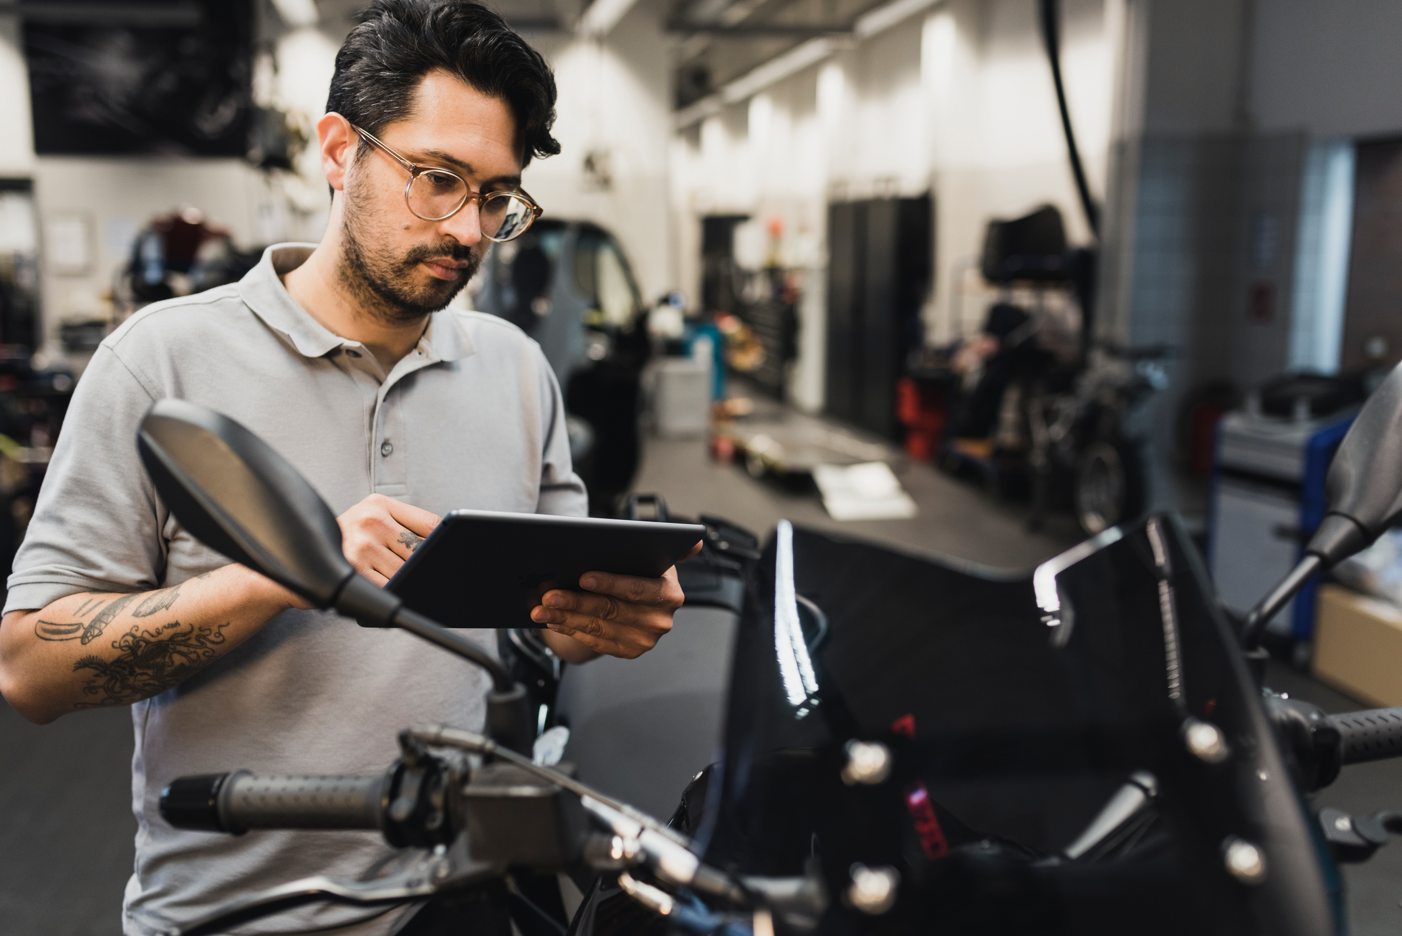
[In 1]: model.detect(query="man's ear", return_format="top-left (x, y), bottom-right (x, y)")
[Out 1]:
top-left (318, 113), bottom-right (357, 193)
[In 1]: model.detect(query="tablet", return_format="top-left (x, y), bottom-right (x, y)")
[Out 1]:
top-left (385, 509), bottom-right (706, 628)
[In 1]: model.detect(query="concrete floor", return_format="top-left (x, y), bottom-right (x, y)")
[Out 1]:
top-left (5, 411), bottom-right (1402, 933)
top-left (633, 435), bottom-right (1083, 572)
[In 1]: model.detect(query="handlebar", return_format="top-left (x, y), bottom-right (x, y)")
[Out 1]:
top-left (1266, 696), bottom-right (1402, 792)
top-left (161, 771), bottom-right (387, 835)
top-left (1330, 706), bottom-right (1402, 766)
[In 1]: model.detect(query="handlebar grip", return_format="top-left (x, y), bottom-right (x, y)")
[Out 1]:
top-left (161, 770), bottom-right (387, 835)
top-left (1329, 706), bottom-right (1402, 765)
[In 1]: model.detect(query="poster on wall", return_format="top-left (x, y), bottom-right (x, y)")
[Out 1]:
top-left (24, 0), bottom-right (253, 157)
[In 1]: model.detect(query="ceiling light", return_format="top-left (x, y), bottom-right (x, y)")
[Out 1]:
top-left (271, 0), bottom-right (319, 28)
top-left (578, 0), bottom-right (638, 38)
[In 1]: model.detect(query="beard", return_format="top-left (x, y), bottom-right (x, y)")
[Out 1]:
top-left (338, 195), bottom-right (482, 326)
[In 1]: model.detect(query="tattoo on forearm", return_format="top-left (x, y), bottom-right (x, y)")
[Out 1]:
top-left (132, 583), bottom-right (183, 618)
top-left (35, 593), bottom-right (138, 644)
top-left (35, 620), bottom-right (82, 640)
top-left (397, 531), bottom-right (423, 553)
top-left (73, 620), bottom-right (228, 707)
top-left (74, 597), bottom-right (100, 617)
top-left (79, 594), bottom-right (135, 644)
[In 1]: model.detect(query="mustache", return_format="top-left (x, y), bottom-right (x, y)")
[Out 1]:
top-left (403, 240), bottom-right (477, 267)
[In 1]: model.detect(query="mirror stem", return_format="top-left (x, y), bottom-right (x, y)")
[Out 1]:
top-left (391, 606), bottom-right (516, 692)
top-left (1241, 553), bottom-right (1323, 651)
top-left (334, 574), bottom-right (516, 692)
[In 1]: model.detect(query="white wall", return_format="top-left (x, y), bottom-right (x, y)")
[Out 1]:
top-left (930, 0), bottom-right (1115, 341)
top-left (669, 0), bottom-right (1121, 411)
top-left (1251, 0), bottom-right (1402, 138)
top-left (31, 159), bottom-right (278, 332)
top-left (525, 1), bottom-right (675, 303)
top-left (0, 16), bottom-right (34, 177)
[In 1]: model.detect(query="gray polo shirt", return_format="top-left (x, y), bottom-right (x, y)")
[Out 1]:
top-left (6, 244), bottom-right (587, 936)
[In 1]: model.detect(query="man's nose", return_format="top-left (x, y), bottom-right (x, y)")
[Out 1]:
top-left (439, 198), bottom-right (483, 247)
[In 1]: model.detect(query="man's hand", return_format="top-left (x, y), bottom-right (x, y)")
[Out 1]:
top-left (531, 541), bottom-right (702, 663)
top-left (337, 493), bottom-right (440, 587)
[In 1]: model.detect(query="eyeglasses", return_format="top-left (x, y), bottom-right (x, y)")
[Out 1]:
top-left (350, 123), bottom-right (543, 242)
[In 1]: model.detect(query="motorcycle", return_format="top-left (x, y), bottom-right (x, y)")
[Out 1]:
top-left (134, 360), bottom-right (1402, 934)
top-left (1025, 342), bottom-right (1173, 535)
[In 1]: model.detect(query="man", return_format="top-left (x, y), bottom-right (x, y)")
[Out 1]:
top-left (0, 3), bottom-right (690, 933)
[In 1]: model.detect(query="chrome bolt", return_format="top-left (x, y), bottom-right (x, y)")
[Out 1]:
top-left (1183, 718), bottom-right (1229, 764)
top-left (841, 740), bottom-right (892, 786)
top-left (1223, 837), bottom-right (1267, 885)
top-left (845, 864), bottom-right (900, 915)
top-left (1334, 815), bottom-right (1353, 833)
top-left (610, 835), bottom-right (640, 862)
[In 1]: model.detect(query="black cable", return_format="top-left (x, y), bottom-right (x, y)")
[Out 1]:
top-left (1039, 0), bottom-right (1100, 240)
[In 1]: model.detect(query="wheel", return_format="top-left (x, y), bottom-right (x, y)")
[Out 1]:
top-left (1073, 438), bottom-right (1145, 535)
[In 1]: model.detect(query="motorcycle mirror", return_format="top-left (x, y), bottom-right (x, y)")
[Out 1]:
top-left (138, 399), bottom-right (529, 745)
top-left (137, 399), bottom-right (354, 608)
top-left (1243, 362), bottom-right (1402, 650)
top-left (1307, 362), bottom-right (1402, 565)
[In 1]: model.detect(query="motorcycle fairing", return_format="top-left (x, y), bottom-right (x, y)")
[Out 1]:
top-left (700, 515), bottom-right (1340, 935)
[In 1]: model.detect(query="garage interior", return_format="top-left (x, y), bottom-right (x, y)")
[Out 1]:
top-left (5, 0), bottom-right (1402, 933)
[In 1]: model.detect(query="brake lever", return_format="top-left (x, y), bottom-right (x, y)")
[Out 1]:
top-left (409, 725), bottom-right (752, 906)
top-left (164, 835), bottom-right (502, 936)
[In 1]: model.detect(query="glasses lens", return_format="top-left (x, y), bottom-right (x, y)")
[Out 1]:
top-left (408, 170), bottom-right (468, 221)
top-left (481, 193), bottom-right (535, 242)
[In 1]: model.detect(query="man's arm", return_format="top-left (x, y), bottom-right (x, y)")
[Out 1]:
top-left (0, 564), bottom-right (294, 724)
top-left (0, 493), bottom-right (441, 725)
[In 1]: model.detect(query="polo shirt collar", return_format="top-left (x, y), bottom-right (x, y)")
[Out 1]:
top-left (240, 244), bottom-right (344, 358)
top-left (239, 243), bottom-right (477, 363)
top-left (419, 307), bottom-right (475, 363)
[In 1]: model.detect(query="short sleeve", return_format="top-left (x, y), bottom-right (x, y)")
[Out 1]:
top-left (4, 345), bottom-right (168, 613)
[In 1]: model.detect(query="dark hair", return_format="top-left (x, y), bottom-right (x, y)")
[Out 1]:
top-left (326, 0), bottom-right (560, 166)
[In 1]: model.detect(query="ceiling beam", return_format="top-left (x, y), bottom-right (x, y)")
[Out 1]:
top-left (508, 16), bottom-right (566, 32)
top-left (666, 20), bottom-right (854, 38)
top-left (0, 1), bottom-right (202, 28)
top-left (674, 0), bottom-right (945, 128)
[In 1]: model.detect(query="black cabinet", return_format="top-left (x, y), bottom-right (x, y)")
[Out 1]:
top-left (825, 195), bottom-right (932, 438)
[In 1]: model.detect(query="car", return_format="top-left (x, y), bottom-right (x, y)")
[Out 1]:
top-left (472, 219), bottom-right (652, 515)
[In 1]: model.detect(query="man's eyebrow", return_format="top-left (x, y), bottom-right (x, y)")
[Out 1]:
top-left (419, 148), bottom-right (521, 187)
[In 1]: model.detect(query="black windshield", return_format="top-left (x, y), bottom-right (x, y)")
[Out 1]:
top-left (701, 515), bottom-right (1341, 935)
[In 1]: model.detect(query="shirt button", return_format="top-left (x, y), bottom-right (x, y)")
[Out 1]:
top-left (345, 348), bottom-right (362, 358)
top-left (380, 440), bottom-right (394, 457)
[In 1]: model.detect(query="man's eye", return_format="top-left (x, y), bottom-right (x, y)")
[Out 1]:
top-left (423, 171), bottom-right (460, 192)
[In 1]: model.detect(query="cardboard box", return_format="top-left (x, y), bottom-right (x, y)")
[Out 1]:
top-left (1313, 583), bottom-right (1402, 706)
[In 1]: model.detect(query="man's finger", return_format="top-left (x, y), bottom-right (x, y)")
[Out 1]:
top-left (390, 528), bottom-right (424, 559)
top-left (546, 625), bottom-right (627, 658)
top-left (348, 542), bottom-right (406, 584)
top-left (538, 590), bottom-right (623, 622)
top-left (543, 620), bottom-right (646, 659)
top-left (383, 498), bottom-right (441, 537)
top-left (577, 571), bottom-right (669, 605)
top-left (532, 602), bottom-right (672, 641)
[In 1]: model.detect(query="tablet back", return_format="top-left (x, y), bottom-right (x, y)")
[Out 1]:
top-left (385, 509), bottom-right (705, 628)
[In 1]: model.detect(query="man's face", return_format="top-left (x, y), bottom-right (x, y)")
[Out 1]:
top-left (339, 70), bottom-right (522, 324)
